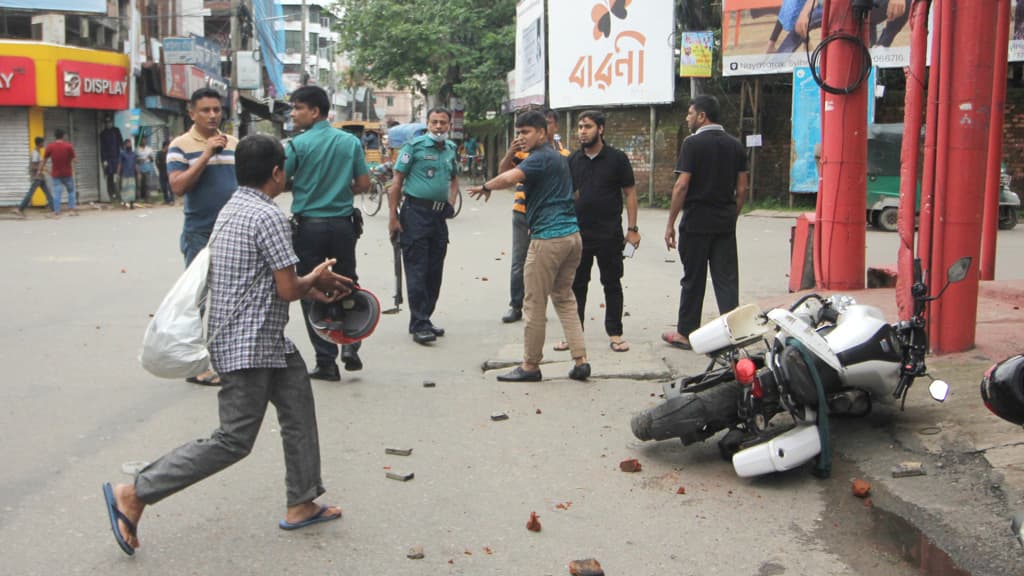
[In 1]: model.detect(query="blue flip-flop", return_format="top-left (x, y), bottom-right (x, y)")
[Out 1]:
top-left (102, 482), bottom-right (136, 556)
top-left (278, 505), bottom-right (342, 531)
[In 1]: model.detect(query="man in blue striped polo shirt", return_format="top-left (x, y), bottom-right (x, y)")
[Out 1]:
top-left (168, 88), bottom-right (238, 386)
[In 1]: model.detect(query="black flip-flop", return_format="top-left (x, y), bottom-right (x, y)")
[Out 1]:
top-left (661, 332), bottom-right (692, 350)
top-left (102, 482), bottom-right (136, 556)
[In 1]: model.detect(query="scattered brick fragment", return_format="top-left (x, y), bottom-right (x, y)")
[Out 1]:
top-left (555, 501), bottom-right (572, 510)
top-left (568, 558), bottom-right (605, 575)
top-left (491, 412), bottom-right (509, 421)
top-left (619, 459), bottom-right (642, 473)
top-left (676, 486), bottom-right (686, 495)
top-left (406, 546), bottom-right (424, 560)
top-left (483, 546), bottom-right (494, 555)
top-left (526, 511), bottom-right (542, 532)
top-left (536, 408), bottom-right (543, 414)
top-left (852, 478), bottom-right (871, 498)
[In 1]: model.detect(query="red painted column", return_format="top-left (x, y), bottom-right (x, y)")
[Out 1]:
top-left (929, 0), bottom-right (999, 353)
top-left (896, 0), bottom-right (931, 321)
top-left (816, 0), bottom-right (868, 290)
top-left (980, 0), bottom-right (1010, 280)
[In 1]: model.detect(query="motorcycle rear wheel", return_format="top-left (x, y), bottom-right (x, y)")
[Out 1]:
top-left (631, 380), bottom-right (743, 445)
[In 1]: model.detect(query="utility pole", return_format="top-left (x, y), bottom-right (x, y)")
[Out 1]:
top-left (300, 0), bottom-right (308, 85)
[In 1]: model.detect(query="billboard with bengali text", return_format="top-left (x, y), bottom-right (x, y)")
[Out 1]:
top-left (549, 0), bottom-right (675, 109)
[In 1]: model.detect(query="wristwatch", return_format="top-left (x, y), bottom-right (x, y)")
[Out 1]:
top-left (627, 226), bottom-right (639, 232)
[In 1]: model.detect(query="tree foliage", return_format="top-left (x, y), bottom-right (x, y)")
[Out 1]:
top-left (334, 0), bottom-right (516, 119)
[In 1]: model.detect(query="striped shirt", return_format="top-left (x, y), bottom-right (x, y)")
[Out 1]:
top-left (207, 186), bottom-right (300, 374)
top-left (167, 127), bottom-right (239, 235)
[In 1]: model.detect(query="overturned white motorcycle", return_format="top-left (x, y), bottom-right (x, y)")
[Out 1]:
top-left (631, 257), bottom-right (971, 478)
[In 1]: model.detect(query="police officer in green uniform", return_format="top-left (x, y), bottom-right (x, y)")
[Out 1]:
top-left (388, 108), bottom-right (460, 344)
top-left (287, 86), bottom-right (370, 379)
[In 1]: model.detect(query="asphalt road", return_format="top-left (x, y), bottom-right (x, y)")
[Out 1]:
top-left (1, 196), bottom-right (1021, 575)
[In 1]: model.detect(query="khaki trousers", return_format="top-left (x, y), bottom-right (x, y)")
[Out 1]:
top-left (523, 232), bottom-right (586, 365)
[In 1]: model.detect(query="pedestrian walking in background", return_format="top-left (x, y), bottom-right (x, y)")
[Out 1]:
top-left (388, 107), bottom-right (460, 345)
top-left (135, 137), bottom-right (156, 203)
top-left (118, 139), bottom-right (138, 209)
top-left (662, 95), bottom-right (749, 350)
top-left (12, 137), bottom-right (56, 219)
top-left (469, 111), bottom-right (590, 382)
top-left (562, 109), bottom-right (640, 353)
top-left (168, 87), bottom-right (237, 386)
top-left (99, 115), bottom-right (122, 204)
top-left (156, 139), bottom-right (172, 205)
top-left (286, 85), bottom-right (370, 380)
top-left (40, 128), bottom-right (78, 216)
top-left (102, 134), bottom-right (355, 557)
top-left (168, 87), bottom-right (237, 267)
top-left (498, 109), bottom-right (569, 324)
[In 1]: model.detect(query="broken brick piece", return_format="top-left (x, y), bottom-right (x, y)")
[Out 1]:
top-left (676, 486), bottom-right (686, 495)
top-left (568, 558), bottom-right (605, 575)
top-left (555, 501), bottom-right (572, 510)
top-left (852, 478), bottom-right (871, 498)
top-left (526, 511), bottom-right (542, 532)
top-left (406, 546), bottom-right (425, 560)
top-left (619, 458), bottom-right (642, 473)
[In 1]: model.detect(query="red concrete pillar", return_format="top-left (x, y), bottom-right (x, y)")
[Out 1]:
top-left (897, 0), bottom-right (931, 321)
top-left (980, 0), bottom-right (1010, 280)
top-left (929, 0), bottom-right (999, 353)
top-left (816, 0), bottom-right (869, 290)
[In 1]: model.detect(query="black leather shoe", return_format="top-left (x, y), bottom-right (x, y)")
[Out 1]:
top-left (309, 364), bottom-right (341, 381)
top-left (341, 346), bottom-right (363, 372)
top-left (568, 363), bottom-right (591, 381)
top-left (496, 366), bottom-right (542, 382)
top-left (412, 330), bottom-right (437, 344)
top-left (502, 308), bottom-right (523, 323)
top-left (429, 325), bottom-right (445, 337)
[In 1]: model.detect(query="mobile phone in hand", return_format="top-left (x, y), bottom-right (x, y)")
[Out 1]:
top-left (622, 242), bottom-right (637, 258)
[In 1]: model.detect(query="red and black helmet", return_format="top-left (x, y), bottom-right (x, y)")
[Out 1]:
top-left (981, 355), bottom-right (1024, 426)
top-left (308, 288), bottom-right (381, 345)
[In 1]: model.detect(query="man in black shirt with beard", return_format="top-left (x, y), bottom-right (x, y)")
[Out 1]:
top-left (563, 110), bottom-right (639, 353)
top-left (662, 95), bottom-right (748, 350)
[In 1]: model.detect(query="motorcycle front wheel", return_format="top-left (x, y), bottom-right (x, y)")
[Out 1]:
top-left (631, 380), bottom-right (743, 445)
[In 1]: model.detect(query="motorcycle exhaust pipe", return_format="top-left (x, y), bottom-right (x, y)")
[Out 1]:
top-left (732, 424), bottom-right (821, 478)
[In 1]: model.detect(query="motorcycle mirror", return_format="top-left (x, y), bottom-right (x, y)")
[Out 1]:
top-left (928, 380), bottom-right (950, 402)
top-left (947, 257), bottom-right (972, 284)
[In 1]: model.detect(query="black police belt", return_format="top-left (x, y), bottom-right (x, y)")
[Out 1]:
top-left (403, 195), bottom-right (448, 213)
top-left (292, 214), bottom-right (354, 224)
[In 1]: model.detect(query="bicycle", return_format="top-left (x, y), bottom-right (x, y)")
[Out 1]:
top-left (361, 162), bottom-right (392, 216)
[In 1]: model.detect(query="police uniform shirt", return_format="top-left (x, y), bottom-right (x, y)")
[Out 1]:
top-left (285, 120), bottom-right (368, 218)
top-left (394, 135), bottom-right (458, 202)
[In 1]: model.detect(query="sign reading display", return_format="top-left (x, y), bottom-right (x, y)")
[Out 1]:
top-left (56, 60), bottom-right (129, 110)
top-left (0, 55), bottom-right (36, 106)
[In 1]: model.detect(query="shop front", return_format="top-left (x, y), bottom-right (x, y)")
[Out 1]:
top-left (0, 41), bottom-right (129, 207)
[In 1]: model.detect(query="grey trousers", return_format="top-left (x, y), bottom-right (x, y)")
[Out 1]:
top-left (135, 352), bottom-right (325, 508)
top-left (509, 210), bottom-right (530, 310)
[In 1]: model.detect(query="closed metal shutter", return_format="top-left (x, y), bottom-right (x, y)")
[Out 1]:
top-left (0, 108), bottom-right (30, 206)
top-left (71, 110), bottom-right (100, 203)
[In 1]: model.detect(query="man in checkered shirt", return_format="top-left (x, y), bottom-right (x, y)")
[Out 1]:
top-left (105, 135), bottom-right (355, 554)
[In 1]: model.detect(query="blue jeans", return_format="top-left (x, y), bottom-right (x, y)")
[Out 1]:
top-left (180, 229), bottom-right (211, 267)
top-left (52, 176), bottom-right (76, 214)
top-left (18, 178), bottom-right (54, 212)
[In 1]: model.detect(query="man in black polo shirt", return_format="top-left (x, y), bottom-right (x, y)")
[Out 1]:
top-left (563, 109), bottom-right (639, 353)
top-left (662, 95), bottom-right (748, 349)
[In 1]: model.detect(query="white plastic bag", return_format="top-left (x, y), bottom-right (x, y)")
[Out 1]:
top-left (139, 248), bottom-right (212, 378)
